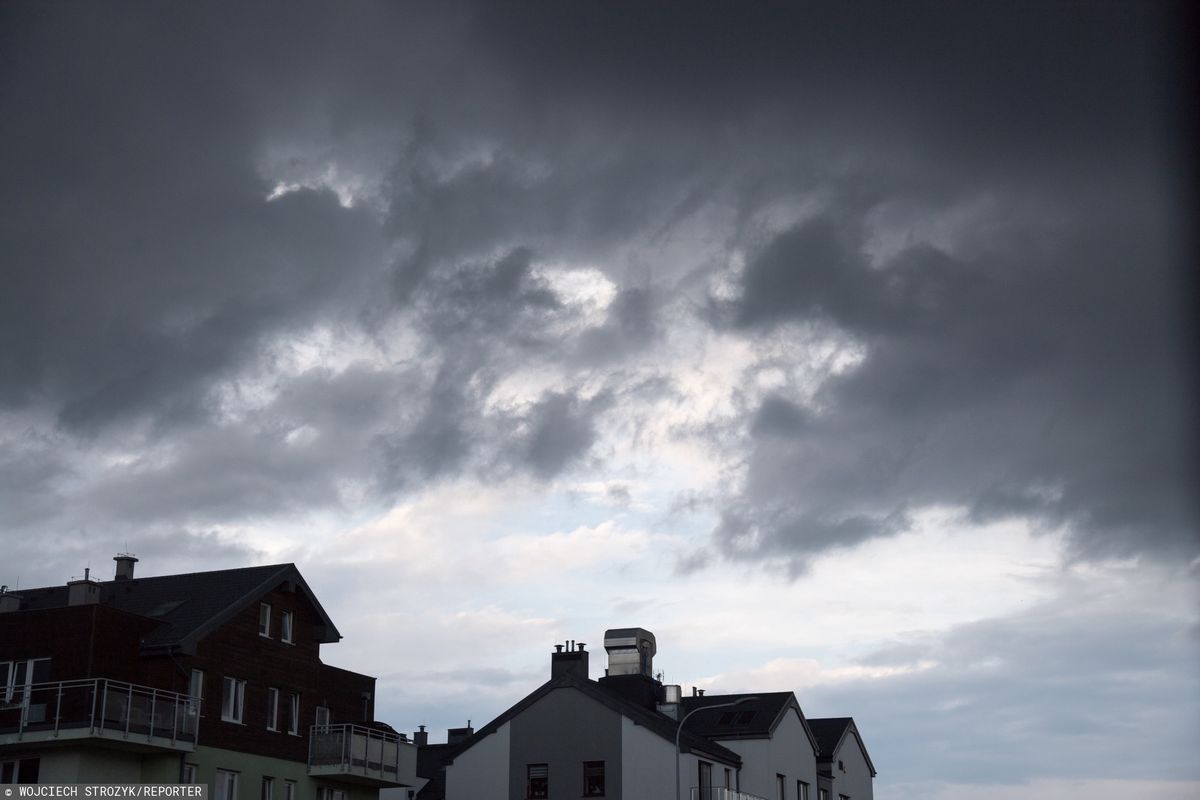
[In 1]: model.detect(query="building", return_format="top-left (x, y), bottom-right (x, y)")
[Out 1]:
top-left (678, 693), bottom-right (821, 800)
top-left (807, 718), bottom-right (875, 800)
top-left (0, 556), bottom-right (416, 796)
top-left (435, 627), bottom-right (875, 800)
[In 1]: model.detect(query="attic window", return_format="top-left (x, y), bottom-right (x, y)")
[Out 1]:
top-left (736, 710), bottom-right (756, 725)
top-left (280, 611), bottom-right (294, 644)
top-left (259, 603), bottom-right (271, 637)
top-left (717, 711), bottom-right (736, 725)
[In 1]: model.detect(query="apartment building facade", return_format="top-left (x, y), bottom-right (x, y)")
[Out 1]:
top-left (0, 557), bottom-right (415, 797)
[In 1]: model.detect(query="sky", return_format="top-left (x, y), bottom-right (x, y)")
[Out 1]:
top-left (1, 2), bottom-right (1197, 797)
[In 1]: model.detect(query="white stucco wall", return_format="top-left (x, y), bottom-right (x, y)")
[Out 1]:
top-left (444, 720), bottom-right (510, 800)
top-left (620, 717), bottom-right (739, 800)
top-left (713, 708), bottom-right (818, 800)
top-left (619, 717), bottom-right (678, 800)
top-left (33, 749), bottom-right (144, 782)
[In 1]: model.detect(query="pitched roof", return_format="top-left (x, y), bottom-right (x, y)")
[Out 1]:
top-left (10, 563), bottom-right (340, 652)
top-left (446, 672), bottom-right (741, 768)
top-left (808, 717), bottom-right (877, 777)
top-left (680, 691), bottom-right (821, 753)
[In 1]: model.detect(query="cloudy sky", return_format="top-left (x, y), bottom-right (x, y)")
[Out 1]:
top-left (2, 2), bottom-right (1197, 797)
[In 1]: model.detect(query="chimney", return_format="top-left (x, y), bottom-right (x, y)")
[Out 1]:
top-left (67, 569), bottom-right (100, 606)
top-left (113, 553), bottom-right (138, 581)
top-left (0, 586), bottom-right (22, 614)
top-left (413, 725), bottom-right (428, 747)
top-left (446, 721), bottom-right (474, 745)
top-left (551, 639), bottom-right (590, 681)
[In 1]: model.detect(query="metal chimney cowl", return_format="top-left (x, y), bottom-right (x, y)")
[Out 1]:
top-left (603, 627), bottom-right (657, 677)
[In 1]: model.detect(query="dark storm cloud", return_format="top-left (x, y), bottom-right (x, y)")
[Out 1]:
top-left (711, 190), bottom-right (1196, 567)
top-left (0, 2), bottom-right (395, 432)
top-left (1, 0), bottom-right (1193, 570)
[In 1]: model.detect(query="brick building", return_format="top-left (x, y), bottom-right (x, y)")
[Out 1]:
top-left (0, 556), bottom-right (415, 797)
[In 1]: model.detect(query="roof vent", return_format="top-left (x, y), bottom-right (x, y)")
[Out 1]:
top-left (114, 553), bottom-right (138, 581)
top-left (603, 627), bottom-right (656, 677)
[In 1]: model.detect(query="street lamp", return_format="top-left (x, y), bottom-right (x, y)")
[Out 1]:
top-left (675, 696), bottom-right (758, 800)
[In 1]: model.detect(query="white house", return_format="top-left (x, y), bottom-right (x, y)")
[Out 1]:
top-left (807, 718), bottom-right (875, 800)
top-left (678, 692), bottom-right (821, 800)
top-left (436, 628), bottom-right (876, 800)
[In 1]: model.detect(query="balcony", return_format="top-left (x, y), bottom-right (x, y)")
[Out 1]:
top-left (308, 724), bottom-right (416, 787)
top-left (0, 678), bottom-right (198, 752)
top-left (691, 789), bottom-right (769, 800)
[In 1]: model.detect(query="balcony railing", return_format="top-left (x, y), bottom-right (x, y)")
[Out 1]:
top-left (308, 723), bottom-right (415, 786)
top-left (691, 789), bottom-right (769, 800)
top-left (0, 678), bottom-right (198, 751)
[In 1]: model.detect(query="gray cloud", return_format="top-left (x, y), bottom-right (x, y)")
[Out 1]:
top-left (709, 192), bottom-right (1197, 568)
top-left (804, 574), bottom-right (1200, 787)
top-left (0, 1), bottom-right (1193, 574)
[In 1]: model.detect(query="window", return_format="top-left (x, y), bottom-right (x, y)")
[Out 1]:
top-left (698, 760), bottom-right (712, 790)
top-left (215, 770), bottom-right (238, 800)
top-left (777, 774), bottom-right (787, 800)
top-left (1, 658), bottom-right (51, 703)
top-left (717, 711), bottom-right (736, 725)
top-left (280, 611), bottom-right (294, 644)
top-left (283, 783), bottom-right (296, 800)
top-left (287, 693), bottom-right (300, 735)
top-left (315, 705), bottom-right (330, 729)
top-left (2, 758), bottom-right (39, 783)
top-left (267, 688), bottom-right (280, 731)
top-left (317, 790), bottom-right (345, 800)
top-left (798, 781), bottom-right (810, 800)
top-left (839, 795), bottom-right (850, 800)
top-left (181, 764), bottom-right (196, 784)
top-left (527, 763), bottom-right (548, 799)
top-left (583, 761), bottom-right (605, 797)
top-left (818, 790), bottom-right (829, 800)
top-left (221, 677), bottom-right (245, 723)
top-left (261, 777), bottom-right (274, 800)
top-left (725, 768), bottom-right (733, 789)
top-left (838, 760), bottom-right (845, 773)
top-left (259, 603), bottom-right (272, 637)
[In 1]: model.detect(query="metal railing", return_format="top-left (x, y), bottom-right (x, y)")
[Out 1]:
top-left (308, 723), bottom-right (404, 779)
top-left (691, 789), bottom-right (769, 800)
top-left (0, 678), bottom-right (199, 748)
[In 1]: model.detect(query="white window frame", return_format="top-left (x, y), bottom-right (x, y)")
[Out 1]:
top-left (267, 687), bottom-right (280, 731)
top-left (798, 781), bottom-right (810, 800)
top-left (259, 603), bottom-right (272, 637)
top-left (221, 677), bottom-right (245, 724)
top-left (315, 705), bottom-right (330, 729)
top-left (283, 782), bottom-right (296, 800)
top-left (216, 770), bottom-right (239, 800)
top-left (261, 777), bottom-right (274, 800)
top-left (280, 610), bottom-right (294, 644)
top-left (181, 764), bottom-right (196, 784)
top-left (1, 658), bottom-right (50, 703)
top-left (287, 693), bottom-right (300, 735)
